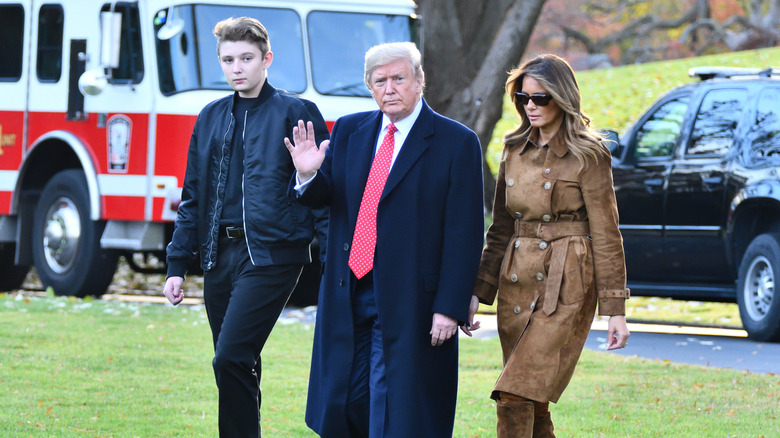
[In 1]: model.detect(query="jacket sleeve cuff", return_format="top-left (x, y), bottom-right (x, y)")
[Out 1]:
top-left (166, 259), bottom-right (189, 280)
top-left (597, 288), bottom-right (630, 316)
top-left (473, 278), bottom-right (497, 306)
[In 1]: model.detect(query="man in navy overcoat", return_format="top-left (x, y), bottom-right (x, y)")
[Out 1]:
top-left (285, 42), bottom-right (484, 437)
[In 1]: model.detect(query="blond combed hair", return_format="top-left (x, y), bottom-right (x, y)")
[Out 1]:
top-left (363, 42), bottom-right (425, 89)
top-left (213, 16), bottom-right (270, 56)
top-left (504, 54), bottom-right (607, 170)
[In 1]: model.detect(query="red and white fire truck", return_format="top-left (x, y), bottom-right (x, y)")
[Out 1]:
top-left (0, 0), bottom-right (418, 298)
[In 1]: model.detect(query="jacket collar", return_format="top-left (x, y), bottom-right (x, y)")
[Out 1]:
top-left (230, 79), bottom-right (275, 109)
top-left (519, 127), bottom-right (569, 158)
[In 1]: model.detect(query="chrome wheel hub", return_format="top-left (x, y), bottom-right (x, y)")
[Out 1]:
top-left (744, 255), bottom-right (774, 322)
top-left (42, 197), bottom-right (81, 274)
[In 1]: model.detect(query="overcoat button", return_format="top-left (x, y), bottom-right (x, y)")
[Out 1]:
top-left (514, 239), bottom-right (521, 248)
top-left (544, 168), bottom-right (551, 174)
top-left (543, 181), bottom-right (551, 190)
top-left (343, 243), bottom-right (350, 251)
top-left (530, 302), bottom-right (536, 310)
top-left (507, 178), bottom-right (515, 187)
top-left (514, 211), bottom-right (523, 219)
top-left (513, 305), bottom-right (521, 314)
top-left (510, 274), bottom-right (518, 282)
top-left (538, 241), bottom-right (548, 250)
top-left (536, 272), bottom-right (544, 281)
top-left (339, 279), bottom-right (344, 286)
top-left (542, 214), bottom-right (552, 222)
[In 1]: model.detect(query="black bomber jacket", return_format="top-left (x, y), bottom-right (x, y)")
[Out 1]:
top-left (166, 82), bottom-right (329, 277)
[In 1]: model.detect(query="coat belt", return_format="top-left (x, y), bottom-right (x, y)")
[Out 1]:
top-left (513, 221), bottom-right (591, 315)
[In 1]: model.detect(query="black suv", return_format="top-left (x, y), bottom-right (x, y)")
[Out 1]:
top-left (606, 67), bottom-right (780, 342)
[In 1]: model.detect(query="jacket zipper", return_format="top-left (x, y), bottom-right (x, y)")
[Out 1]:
top-left (207, 115), bottom-right (233, 269)
top-left (240, 110), bottom-right (255, 265)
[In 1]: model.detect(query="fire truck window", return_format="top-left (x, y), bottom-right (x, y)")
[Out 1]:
top-left (0, 4), bottom-right (24, 81)
top-left (308, 11), bottom-right (413, 97)
top-left (101, 2), bottom-right (144, 84)
top-left (154, 5), bottom-right (305, 95)
top-left (37, 4), bottom-right (64, 82)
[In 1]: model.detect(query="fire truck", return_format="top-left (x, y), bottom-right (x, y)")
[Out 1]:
top-left (0, 0), bottom-right (418, 299)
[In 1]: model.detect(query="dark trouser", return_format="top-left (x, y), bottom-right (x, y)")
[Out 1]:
top-left (203, 235), bottom-right (303, 438)
top-left (496, 391), bottom-right (555, 438)
top-left (345, 272), bottom-right (388, 438)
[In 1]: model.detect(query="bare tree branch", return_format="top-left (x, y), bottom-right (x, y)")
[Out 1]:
top-left (418, 0), bottom-right (547, 210)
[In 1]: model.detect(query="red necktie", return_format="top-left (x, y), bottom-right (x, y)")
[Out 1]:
top-left (349, 123), bottom-right (398, 279)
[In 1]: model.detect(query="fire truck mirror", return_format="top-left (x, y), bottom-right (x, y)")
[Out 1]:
top-left (79, 69), bottom-right (107, 96)
top-left (100, 11), bottom-right (122, 69)
top-left (157, 6), bottom-right (184, 41)
top-left (157, 17), bottom-right (184, 40)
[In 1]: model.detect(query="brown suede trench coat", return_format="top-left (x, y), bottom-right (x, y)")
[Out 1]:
top-left (474, 128), bottom-right (629, 403)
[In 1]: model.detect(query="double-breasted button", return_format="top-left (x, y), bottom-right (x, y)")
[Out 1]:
top-left (544, 168), bottom-right (551, 174)
top-left (530, 301), bottom-right (536, 310)
top-left (339, 279), bottom-right (344, 286)
top-left (513, 305), bottom-right (521, 314)
top-left (542, 214), bottom-right (552, 222)
top-left (543, 181), bottom-right (551, 190)
top-left (538, 241), bottom-right (548, 250)
top-left (343, 243), bottom-right (350, 251)
top-left (514, 211), bottom-right (523, 219)
top-left (514, 239), bottom-right (521, 248)
top-left (507, 178), bottom-right (515, 187)
top-left (510, 274), bottom-right (518, 282)
top-left (535, 272), bottom-right (544, 281)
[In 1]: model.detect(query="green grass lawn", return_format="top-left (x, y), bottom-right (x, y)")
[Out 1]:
top-left (2, 294), bottom-right (777, 437)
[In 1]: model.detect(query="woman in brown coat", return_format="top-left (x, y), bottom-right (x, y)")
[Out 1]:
top-left (462, 54), bottom-right (630, 437)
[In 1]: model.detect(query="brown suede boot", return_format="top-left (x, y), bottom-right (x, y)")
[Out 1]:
top-left (496, 392), bottom-right (534, 438)
top-left (532, 401), bottom-right (555, 438)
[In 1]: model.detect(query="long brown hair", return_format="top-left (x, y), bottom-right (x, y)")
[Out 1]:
top-left (504, 54), bottom-right (607, 169)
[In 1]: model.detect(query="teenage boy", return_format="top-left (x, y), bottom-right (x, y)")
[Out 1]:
top-left (162, 16), bottom-right (329, 437)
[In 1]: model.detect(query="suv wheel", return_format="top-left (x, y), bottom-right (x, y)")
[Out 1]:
top-left (737, 233), bottom-right (780, 342)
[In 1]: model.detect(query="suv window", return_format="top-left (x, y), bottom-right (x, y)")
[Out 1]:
top-left (633, 95), bottom-right (689, 158)
top-left (0, 4), bottom-right (24, 81)
top-left (687, 88), bottom-right (747, 156)
top-left (749, 87), bottom-right (780, 164)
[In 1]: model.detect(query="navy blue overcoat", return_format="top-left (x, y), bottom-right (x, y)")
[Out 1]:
top-left (298, 99), bottom-right (484, 437)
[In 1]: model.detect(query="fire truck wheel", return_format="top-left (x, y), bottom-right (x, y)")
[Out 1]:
top-left (31, 170), bottom-right (118, 297)
top-left (0, 243), bottom-right (29, 291)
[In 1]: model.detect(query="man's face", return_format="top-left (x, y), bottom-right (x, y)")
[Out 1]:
top-left (218, 40), bottom-right (272, 98)
top-left (369, 59), bottom-right (423, 123)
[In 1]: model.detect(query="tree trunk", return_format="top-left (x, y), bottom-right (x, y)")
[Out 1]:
top-left (417, 0), bottom-right (547, 211)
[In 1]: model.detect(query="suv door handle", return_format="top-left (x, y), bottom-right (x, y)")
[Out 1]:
top-left (703, 176), bottom-right (723, 185)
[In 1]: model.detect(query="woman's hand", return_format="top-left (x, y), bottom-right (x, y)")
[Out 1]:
top-left (606, 315), bottom-right (629, 350)
top-left (460, 295), bottom-right (482, 337)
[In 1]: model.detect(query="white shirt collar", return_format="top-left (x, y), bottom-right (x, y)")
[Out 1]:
top-left (380, 97), bottom-right (423, 135)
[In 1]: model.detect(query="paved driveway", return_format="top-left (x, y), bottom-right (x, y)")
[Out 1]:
top-left (462, 314), bottom-right (780, 375)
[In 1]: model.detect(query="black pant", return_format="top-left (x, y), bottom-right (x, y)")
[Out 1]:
top-left (203, 235), bottom-right (303, 437)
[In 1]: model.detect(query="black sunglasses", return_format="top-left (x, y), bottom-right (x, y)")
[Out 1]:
top-left (514, 92), bottom-right (553, 106)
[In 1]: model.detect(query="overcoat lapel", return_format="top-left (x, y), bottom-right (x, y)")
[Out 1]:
top-left (382, 99), bottom-right (433, 200)
top-left (345, 112), bottom-right (383, 224)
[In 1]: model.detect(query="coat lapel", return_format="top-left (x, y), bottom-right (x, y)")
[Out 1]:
top-left (345, 112), bottom-right (383, 223)
top-left (382, 99), bottom-right (434, 200)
